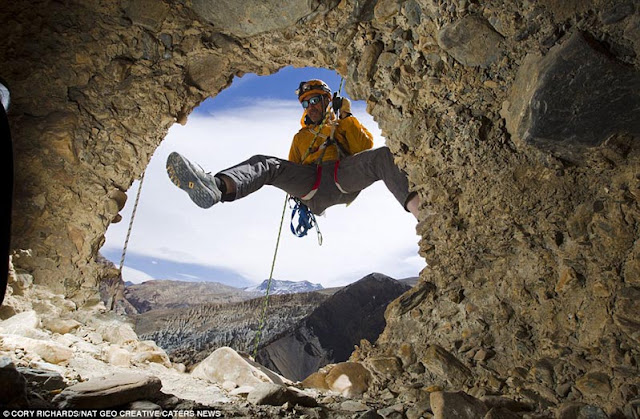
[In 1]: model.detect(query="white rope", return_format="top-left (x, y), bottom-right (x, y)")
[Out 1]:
top-left (118, 172), bottom-right (145, 275)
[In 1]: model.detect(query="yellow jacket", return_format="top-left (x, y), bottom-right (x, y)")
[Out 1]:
top-left (288, 115), bottom-right (374, 165)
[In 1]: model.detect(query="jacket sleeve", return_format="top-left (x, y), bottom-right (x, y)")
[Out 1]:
top-left (340, 116), bottom-right (374, 155)
top-left (288, 133), bottom-right (303, 163)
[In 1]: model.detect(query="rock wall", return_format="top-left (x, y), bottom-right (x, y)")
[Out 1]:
top-left (2, 0), bottom-right (639, 414)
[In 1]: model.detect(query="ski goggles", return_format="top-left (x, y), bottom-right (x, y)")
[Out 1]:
top-left (301, 95), bottom-right (323, 109)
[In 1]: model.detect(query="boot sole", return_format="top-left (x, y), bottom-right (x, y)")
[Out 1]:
top-left (166, 152), bottom-right (217, 209)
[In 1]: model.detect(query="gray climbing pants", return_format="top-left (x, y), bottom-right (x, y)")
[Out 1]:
top-left (217, 147), bottom-right (413, 215)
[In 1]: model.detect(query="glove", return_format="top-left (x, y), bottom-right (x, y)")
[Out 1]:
top-left (339, 97), bottom-right (351, 118)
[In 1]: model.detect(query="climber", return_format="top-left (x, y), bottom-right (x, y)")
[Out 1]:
top-left (166, 79), bottom-right (419, 219)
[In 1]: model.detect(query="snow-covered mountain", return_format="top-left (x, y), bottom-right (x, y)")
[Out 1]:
top-left (244, 279), bottom-right (324, 295)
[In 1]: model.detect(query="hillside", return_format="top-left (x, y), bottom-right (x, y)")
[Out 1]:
top-left (132, 291), bottom-right (329, 367)
top-left (124, 279), bottom-right (259, 313)
top-left (256, 273), bottom-right (411, 381)
top-left (131, 273), bottom-right (413, 376)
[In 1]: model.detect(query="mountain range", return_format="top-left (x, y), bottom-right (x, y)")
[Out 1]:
top-left (244, 279), bottom-right (324, 295)
top-left (256, 273), bottom-right (412, 380)
top-left (124, 273), bottom-right (417, 379)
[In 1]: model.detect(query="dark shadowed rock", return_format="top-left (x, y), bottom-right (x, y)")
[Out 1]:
top-left (502, 31), bottom-right (640, 162)
top-left (0, 357), bottom-right (28, 407)
top-left (17, 367), bottom-right (66, 392)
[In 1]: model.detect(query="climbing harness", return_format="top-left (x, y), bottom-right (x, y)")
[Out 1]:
top-left (289, 197), bottom-right (323, 244)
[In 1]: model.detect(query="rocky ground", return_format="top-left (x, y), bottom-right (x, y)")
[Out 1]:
top-left (1, 262), bottom-right (590, 418)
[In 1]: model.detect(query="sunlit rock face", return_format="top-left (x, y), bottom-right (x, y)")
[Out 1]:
top-left (2, 0), bottom-right (639, 414)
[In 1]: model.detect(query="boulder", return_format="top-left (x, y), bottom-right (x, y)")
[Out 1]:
top-left (103, 345), bottom-right (132, 367)
top-left (437, 15), bottom-right (504, 68)
top-left (132, 340), bottom-right (171, 367)
top-left (556, 402), bottom-right (609, 418)
top-left (191, 347), bottom-right (290, 389)
top-left (247, 382), bottom-right (317, 407)
top-left (124, 0), bottom-right (169, 31)
top-left (501, 31), bottom-right (640, 162)
top-left (430, 391), bottom-right (489, 419)
top-left (97, 321), bottom-right (138, 345)
top-left (52, 373), bottom-right (162, 409)
top-left (0, 310), bottom-right (41, 336)
top-left (2, 335), bottom-right (73, 364)
top-left (43, 318), bottom-right (82, 334)
top-left (574, 372), bottom-right (612, 398)
top-left (17, 367), bottom-right (66, 391)
top-left (368, 356), bottom-right (403, 377)
top-left (302, 362), bottom-right (372, 397)
top-left (421, 345), bottom-right (473, 387)
top-left (190, 0), bottom-right (315, 38)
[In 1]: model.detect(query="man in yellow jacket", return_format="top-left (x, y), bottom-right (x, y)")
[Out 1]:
top-left (166, 79), bottom-right (419, 217)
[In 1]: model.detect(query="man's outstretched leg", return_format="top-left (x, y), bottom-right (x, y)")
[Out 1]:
top-left (166, 152), bottom-right (317, 208)
top-left (337, 147), bottom-right (420, 218)
top-left (166, 152), bottom-right (224, 208)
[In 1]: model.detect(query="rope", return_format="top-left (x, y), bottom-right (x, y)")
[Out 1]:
top-left (118, 172), bottom-right (145, 276)
top-left (252, 193), bottom-right (288, 358)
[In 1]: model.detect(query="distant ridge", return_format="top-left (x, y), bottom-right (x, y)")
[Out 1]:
top-left (244, 279), bottom-right (323, 295)
top-left (124, 279), bottom-right (257, 313)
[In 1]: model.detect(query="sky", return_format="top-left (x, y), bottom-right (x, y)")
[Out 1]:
top-left (101, 67), bottom-right (424, 288)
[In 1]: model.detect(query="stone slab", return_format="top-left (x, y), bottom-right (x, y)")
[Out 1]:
top-left (502, 31), bottom-right (640, 162)
top-left (52, 373), bottom-right (162, 409)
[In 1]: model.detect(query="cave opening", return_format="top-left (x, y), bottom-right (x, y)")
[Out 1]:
top-left (100, 66), bottom-right (423, 290)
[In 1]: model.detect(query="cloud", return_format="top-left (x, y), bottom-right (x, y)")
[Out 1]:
top-left (102, 101), bottom-right (424, 287)
top-left (121, 266), bottom-right (155, 284)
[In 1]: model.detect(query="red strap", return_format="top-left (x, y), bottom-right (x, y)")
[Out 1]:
top-left (301, 165), bottom-right (322, 200)
top-left (333, 160), bottom-right (340, 184)
top-left (313, 165), bottom-right (323, 191)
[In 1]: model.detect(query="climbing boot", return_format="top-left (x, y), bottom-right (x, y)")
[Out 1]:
top-left (166, 152), bottom-right (222, 209)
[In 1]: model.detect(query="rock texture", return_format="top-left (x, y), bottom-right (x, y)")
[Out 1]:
top-left (2, 0), bottom-right (640, 416)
